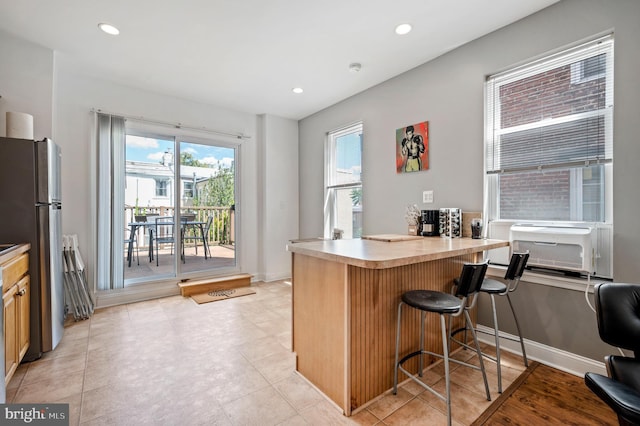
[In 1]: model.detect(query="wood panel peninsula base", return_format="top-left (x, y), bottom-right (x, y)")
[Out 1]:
top-left (287, 236), bottom-right (509, 416)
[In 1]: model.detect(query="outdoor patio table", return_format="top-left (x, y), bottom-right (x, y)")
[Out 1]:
top-left (126, 219), bottom-right (208, 267)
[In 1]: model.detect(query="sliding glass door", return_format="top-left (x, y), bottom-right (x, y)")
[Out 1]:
top-left (177, 140), bottom-right (237, 274)
top-left (122, 132), bottom-right (237, 285)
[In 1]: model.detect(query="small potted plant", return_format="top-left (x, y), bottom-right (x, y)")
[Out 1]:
top-left (134, 200), bottom-right (148, 222)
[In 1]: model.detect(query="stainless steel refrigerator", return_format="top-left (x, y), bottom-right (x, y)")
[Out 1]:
top-left (0, 137), bottom-right (65, 361)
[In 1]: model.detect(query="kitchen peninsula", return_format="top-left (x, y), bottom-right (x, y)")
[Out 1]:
top-left (287, 236), bottom-right (509, 415)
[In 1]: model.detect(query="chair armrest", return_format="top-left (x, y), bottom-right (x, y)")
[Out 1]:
top-left (585, 372), bottom-right (640, 424)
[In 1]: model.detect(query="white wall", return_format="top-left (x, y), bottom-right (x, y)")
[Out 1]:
top-left (0, 30), bottom-right (53, 139)
top-left (257, 114), bottom-right (299, 281)
top-left (298, 0), bottom-right (640, 362)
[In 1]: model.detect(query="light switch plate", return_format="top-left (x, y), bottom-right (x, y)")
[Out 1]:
top-left (423, 190), bottom-right (433, 203)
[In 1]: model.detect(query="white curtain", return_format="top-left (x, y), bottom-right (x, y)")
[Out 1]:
top-left (95, 112), bottom-right (126, 290)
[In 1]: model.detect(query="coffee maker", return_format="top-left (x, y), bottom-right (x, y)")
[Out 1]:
top-left (420, 210), bottom-right (440, 236)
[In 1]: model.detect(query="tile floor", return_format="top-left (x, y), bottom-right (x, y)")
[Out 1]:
top-left (6, 280), bottom-right (526, 425)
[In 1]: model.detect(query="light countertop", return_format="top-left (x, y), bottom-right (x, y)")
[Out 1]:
top-left (287, 236), bottom-right (508, 269)
top-left (0, 243), bottom-right (30, 265)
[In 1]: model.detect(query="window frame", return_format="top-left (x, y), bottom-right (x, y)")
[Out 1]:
top-left (484, 35), bottom-right (614, 225)
top-left (324, 122), bottom-right (363, 239)
top-left (483, 35), bottom-right (614, 278)
top-left (155, 178), bottom-right (168, 197)
top-left (183, 180), bottom-right (195, 199)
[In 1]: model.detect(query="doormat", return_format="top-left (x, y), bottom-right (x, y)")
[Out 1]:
top-left (191, 287), bottom-right (256, 304)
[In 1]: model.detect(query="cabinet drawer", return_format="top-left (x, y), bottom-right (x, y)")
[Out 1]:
top-left (2, 253), bottom-right (29, 293)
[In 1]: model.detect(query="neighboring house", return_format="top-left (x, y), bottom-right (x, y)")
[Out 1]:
top-left (124, 150), bottom-right (219, 211)
top-left (496, 56), bottom-right (607, 221)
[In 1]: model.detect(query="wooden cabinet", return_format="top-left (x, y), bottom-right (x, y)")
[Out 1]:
top-left (1, 248), bottom-right (30, 385)
top-left (17, 276), bottom-right (30, 362)
top-left (3, 285), bottom-right (18, 382)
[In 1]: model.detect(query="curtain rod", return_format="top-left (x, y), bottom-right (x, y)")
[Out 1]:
top-left (91, 108), bottom-right (251, 140)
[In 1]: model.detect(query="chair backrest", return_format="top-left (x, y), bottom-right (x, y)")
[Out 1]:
top-left (203, 215), bottom-right (214, 232)
top-left (454, 261), bottom-right (489, 298)
top-left (504, 251), bottom-right (529, 280)
top-left (146, 215), bottom-right (159, 230)
top-left (154, 216), bottom-right (174, 237)
top-left (595, 282), bottom-right (640, 358)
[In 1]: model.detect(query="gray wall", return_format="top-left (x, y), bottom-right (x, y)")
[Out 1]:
top-left (298, 0), bottom-right (640, 362)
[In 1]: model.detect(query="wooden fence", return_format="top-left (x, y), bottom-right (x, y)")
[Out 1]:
top-left (125, 205), bottom-right (235, 246)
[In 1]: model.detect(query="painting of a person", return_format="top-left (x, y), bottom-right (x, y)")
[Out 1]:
top-left (396, 122), bottom-right (428, 173)
top-left (401, 125), bottom-right (425, 172)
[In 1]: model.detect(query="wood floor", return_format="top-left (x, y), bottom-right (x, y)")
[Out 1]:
top-left (473, 361), bottom-right (618, 425)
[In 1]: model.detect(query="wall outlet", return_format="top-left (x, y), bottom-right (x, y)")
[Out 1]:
top-left (423, 190), bottom-right (433, 203)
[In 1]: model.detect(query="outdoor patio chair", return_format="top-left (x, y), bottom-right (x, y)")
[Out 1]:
top-left (182, 215), bottom-right (213, 258)
top-left (151, 216), bottom-right (184, 266)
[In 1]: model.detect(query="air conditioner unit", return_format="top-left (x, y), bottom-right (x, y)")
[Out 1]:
top-left (510, 225), bottom-right (596, 274)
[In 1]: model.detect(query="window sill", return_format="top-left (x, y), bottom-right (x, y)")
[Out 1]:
top-left (487, 264), bottom-right (609, 293)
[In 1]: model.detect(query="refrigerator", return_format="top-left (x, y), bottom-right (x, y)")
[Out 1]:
top-left (0, 137), bottom-right (65, 361)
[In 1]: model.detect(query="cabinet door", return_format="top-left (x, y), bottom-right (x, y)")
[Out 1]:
top-left (17, 276), bottom-right (30, 361)
top-left (4, 285), bottom-right (18, 383)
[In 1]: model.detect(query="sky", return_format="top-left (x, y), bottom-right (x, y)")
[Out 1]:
top-left (126, 135), bottom-right (234, 169)
top-left (336, 132), bottom-right (361, 172)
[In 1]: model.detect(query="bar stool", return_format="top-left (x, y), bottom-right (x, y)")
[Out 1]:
top-left (393, 261), bottom-right (491, 426)
top-left (478, 251), bottom-right (529, 393)
top-left (452, 252), bottom-right (529, 393)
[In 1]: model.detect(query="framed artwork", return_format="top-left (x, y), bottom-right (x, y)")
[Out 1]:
top-left (396, 121), bottom-right (429, 173)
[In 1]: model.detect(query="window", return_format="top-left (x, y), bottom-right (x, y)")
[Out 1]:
top-left (155, 179), bottom-right (168, 197)
top-left (325, 123), bottom-right (363, 239)
top-left (183, 181), bottom-right (194, 198)
top-left (485, 35), bottom-right (613, 223)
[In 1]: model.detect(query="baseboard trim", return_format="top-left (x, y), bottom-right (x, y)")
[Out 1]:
top-left (263, 272), bottom-right (292, 282)
top-left (95, 281), bottom-right (180, 308)
top-left (476, 324), bottom-right (606, 377)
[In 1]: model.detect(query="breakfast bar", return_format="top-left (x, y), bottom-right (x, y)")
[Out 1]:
top-left (287, 236), bottom-right (509, 415)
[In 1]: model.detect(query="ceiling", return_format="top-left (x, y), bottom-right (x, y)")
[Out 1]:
top-left (0, 0), bottom-right (559, 120)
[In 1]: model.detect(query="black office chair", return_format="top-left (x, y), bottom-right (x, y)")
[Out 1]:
top-left (584, 282), bottom-right (640, 426)
top-left (476, 251), bottom-right (529, 393)
top-left (393, 261), bottom-right (491, 426)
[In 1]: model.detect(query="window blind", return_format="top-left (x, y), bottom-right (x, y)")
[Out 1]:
top-left (486, 35), bottom-right (613, 175)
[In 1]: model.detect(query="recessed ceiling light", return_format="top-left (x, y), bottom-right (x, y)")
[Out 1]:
top-left (395, 23), bottom-right (412, 35)
top-left (98, 23), bottom-right (120, 36)
top-left (292, 87), bottom-right (304, 94)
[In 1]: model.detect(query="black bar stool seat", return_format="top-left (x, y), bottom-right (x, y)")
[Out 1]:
top-left (478, 278), bottom-right (507, 293)
top-left (402, 290), bottom-right (462, 314)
